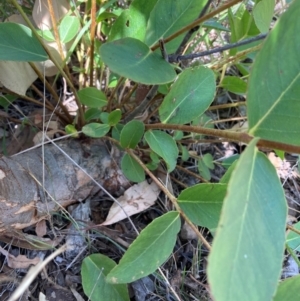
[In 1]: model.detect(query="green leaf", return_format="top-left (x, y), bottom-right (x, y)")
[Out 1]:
top-left (248, 1), bottom-right (300, 145)
top-left (145, 0), bottom-right (208, 53)
top-left (253, 0), bottom-right (275, 33)
top-left (202, 153), bottom-right (214, 169)
top-left (82, 123), bottom-right (110, 138)
top-left (220, 76), bottom-right (247, 95)
top-left (121, 153), bottom-right (145, 182)
top-left (112, 124), bottom-right (124, 142)
top-left (178, 183), bottom-right (226, 231)
top-left (150, 151), bottom-right (160, 163)
top-left (146, 161), bottom-right (159, 171)
top-left (273, 275), bottom-right (300, 301)
top-left (158, 83), bottom-right (171, 95)
top-left (228, 5), bottom-right (248, 43)
top-left (108, 109), bottom-right (122, 126)
top-left (59, 15), bottom-right (80, 43)
top-left (0, 94), bottom-right (17, 109)
top-left (108, 74), bottom-right (119, 88)
top-left (97, 12), bottom-right (118, 22)
top-left (198, 159), bottom-right (211, 180)
top-left (82, 254), bottom-right (130, 301)
top-left (65, 124), bottom-right (79, 138)
top-left (109, 0), bottom-right (158, 41)
top-left (179, 144), bottom-right (190, 161)
top-left (84, 108), bottom-right (102, 121)
top-left (208, 138), bottom-right (287, 301)
top-left (0, 23), bottom-right (48, 61)
top-left (100, 112), bottom-right (109, 124)
top-left (236, 62), bottom-right (250, 77)
top-left (286, 221), bottom-right (300, 251)
top-left (120, 120), bottom-right (145, 148)
top-left (107, 211), bottom-right (181, 283)
top-left (203, 19), bottom-right (230, 32)
top-left (192, 113), bottom-right (214, 139)
top-left (220, 154), bottom-right (240, 169)
top-left (159, 66), bottom-right (215, 124)
top-left (37, 29), bottom-right (55, 42)
top-left (78, 87), bottom-right (108, 108)
top-left (228, 5), bottom-right (259, 55)
top-left (274, 149), bottom-right (285, 160)
top-left (100, 38), bottom-right (176, 85)
top-left (173, 130), bottom-right (184, 140)
top-left (220, 160), bottom-right (238, 184)
top-left (144, 130), bottom-right (178, 172)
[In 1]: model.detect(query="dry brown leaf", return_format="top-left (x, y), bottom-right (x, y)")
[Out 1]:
top-left (35, 220), bottom-right (47, 237)
top-left (33, 0), bottom-right (70, 30)
top-left (156, 164), bottom-right (174, 195)
top-left (268, 152), bottom-right (291, 178)
top-left (33, 129), bottom-right (60, 145)
top-left (0, 17), bottom-right (64, 95)
top-left (7, 13), bottom-right (35, 26)
top-left (0, 61), bottom-right (38, 95)
top-left (180, 222), bottom-right (198, 240)
top-left (101, 181), bottom-right (161, 226)
top-left (230, 121), bottom-right (248, 132)
top-left (0, 2), bottom-right (72, 95)
top-left (37, 42), bottom-right (65, 76)
top-left (0, 246), bottom-right (40, 269)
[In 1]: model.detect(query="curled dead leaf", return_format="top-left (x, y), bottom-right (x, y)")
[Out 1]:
top-left (0, 246), bottom-right (40, 269)
top-left (101, 181), bottom-right (161, 226)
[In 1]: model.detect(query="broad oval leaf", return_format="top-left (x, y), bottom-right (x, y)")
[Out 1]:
top-left (144, 130), bottom-right (178, 172)
top-left (99, 38), bottom-right (176, 85)
top-left (179, 144), bottom-right (190, 161)
top-left (121, 153), bottom-right (145, 183)
top-left (145, 0), bottom-right (208, 53)
top-left (208, 138), bottom-right (287, 301)
top-left (120, 120), bottom-right (145, 149)
top-left (202, 153), bottom-right (214, 169)
top-left (178, 183), bottom-right (227, 231)
top-left (37, 29), bottom-right (55, 42)
top-left (108, 109), bottom-right (122, 126)
top-left (100, 112), bottom-right (109, 124)
top-left (112, 124), bottom-right (124, 141)
top-left (0, 23), bottom-right (48, 61)
top-left (273, 275), bottom-right (300, 301)
top-left (220, 76), bottom-right (247, 95)
top-left (108, 0), bottom-right (158, 42)
top-left (197, 159), bottom-right (211, 181)
top-left (82, 123), bottom-right (110, 138)
top-left (253, 0), bottom-right (275, 34)
top-left (84, 108), bottom-right (102, 121)
top-left (59, 15), bottom-right (80, 43)
top-left (78, 87), bottom-right (108, 108)
top-left (0, 61), bottom-right (38, 95)
top-left (159, 66), bottom-right (215, 124)
top-left (106, 211), bottom-right (181, 283)
top-left (248, 1), bottom-right (300, 145)
top-left (81, 254), bottom-right (130, 301)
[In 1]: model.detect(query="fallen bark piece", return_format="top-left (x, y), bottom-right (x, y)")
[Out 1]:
top-left (0, 139), bottom-right (127, 234)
